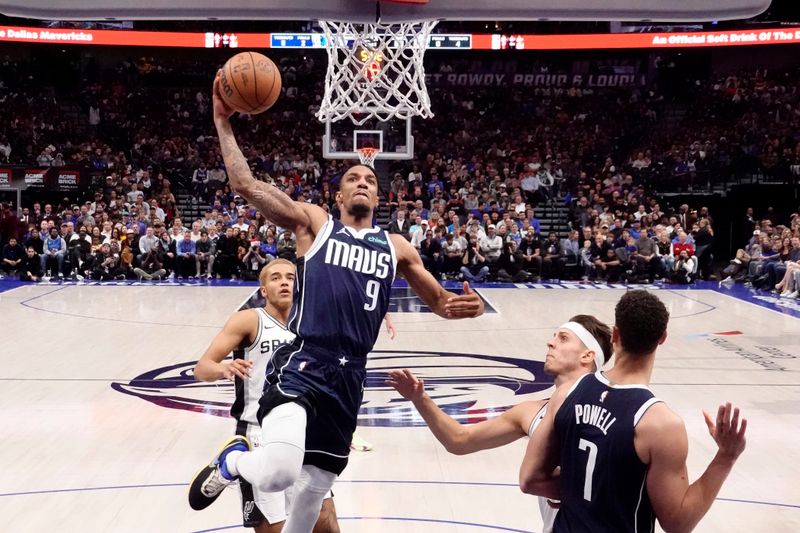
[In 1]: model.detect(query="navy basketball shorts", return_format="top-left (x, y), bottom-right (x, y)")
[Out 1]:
top-left (259, 341), bottom-right (366, 476)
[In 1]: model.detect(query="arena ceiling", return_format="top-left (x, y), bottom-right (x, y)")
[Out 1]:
top-left (0, 0), bottom-right (772, 23)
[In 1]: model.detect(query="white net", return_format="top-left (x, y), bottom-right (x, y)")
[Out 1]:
top-left (356, 147), bottom-right (380, 166)
top-left (316, 20), bottom-right (438, 126)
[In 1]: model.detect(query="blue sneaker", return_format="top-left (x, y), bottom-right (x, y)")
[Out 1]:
top-left (188, 435), bottom-right (251, 510)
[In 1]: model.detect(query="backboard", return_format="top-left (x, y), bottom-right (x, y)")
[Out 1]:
top-left (0, 0), bottom-right (771, 22)
top-left (323, 116), bottom-right (414, 161)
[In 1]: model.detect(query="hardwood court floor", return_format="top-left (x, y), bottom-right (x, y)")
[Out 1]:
top-left (0, 282), bottom-right (798, 532)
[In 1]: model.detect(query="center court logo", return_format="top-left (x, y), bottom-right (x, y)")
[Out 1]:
top-left (111, 350), bottom-right (550, 427)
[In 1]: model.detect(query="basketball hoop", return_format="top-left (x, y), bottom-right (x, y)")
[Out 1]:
top-left (316, 19), bottom-right (438, 125)
top-left (356, 147), bottom-right (381, 167)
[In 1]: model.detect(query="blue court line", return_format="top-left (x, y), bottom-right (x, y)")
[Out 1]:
top-left (1, 480), bottom-right (797, 511)
top-left (662, 289), bottom-right (718, 317)
top-left (0, 482), bottom-right (185, 497)
top-left (191, 517), bottom-right (536, 533)
top-left (19, 297), bottom-right (223, 328)
top-left (16, 284), bottom-right (225, 328)
top-left (17, 285), bottom-right (68, 305)
top-left (712, 286), bottom-right (800, 320)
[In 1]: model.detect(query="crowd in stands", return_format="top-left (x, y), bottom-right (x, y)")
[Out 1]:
top-left (1, 195), bottom-right (301, 281)
top-left (720, 209), bottom-right (800, 298)
top-left (0, 51), bottom-right (799, 292)
top-left (642, 65), bottom-right (800, 189)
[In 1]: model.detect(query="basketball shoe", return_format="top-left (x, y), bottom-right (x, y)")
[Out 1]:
top-left (188, 435), bottom-right (251, 510)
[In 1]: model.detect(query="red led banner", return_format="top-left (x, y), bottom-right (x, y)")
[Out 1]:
top-left (1, 25), bottom-right (799, 50)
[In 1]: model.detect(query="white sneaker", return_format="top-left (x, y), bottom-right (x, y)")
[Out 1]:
top-left (350, 432), bottom-right (373, 452)
top-left (787, 291), bottom-right (799, 299)
top-left (780, 290), bottom-right (792, 297)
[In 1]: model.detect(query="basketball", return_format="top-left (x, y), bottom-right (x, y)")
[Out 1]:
top-left (219, 52), bottom-right (282, 114)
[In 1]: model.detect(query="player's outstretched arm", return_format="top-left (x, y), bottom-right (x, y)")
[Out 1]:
top-left (391, 235), bottom-right (483, 319)
top-left (386, 369), bottom-right (541, 455)
top-left (211, 72), bottom-right (326, 234)
top-left (193, 311), bottom-right (256, 382)
top-left (643, 402), bottom-right (747, 533)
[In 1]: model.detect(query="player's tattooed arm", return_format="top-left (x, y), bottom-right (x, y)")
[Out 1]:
top-left (211, 71), bottom-right (325, 233)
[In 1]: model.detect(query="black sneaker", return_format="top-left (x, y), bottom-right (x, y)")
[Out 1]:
top-left (188, 435), bottom-right (251, 510)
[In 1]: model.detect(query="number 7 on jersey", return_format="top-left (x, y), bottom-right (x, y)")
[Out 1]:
top-left (578, 438), bottom-right (598, 502)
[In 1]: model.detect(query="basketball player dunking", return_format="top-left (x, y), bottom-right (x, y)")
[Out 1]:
top-left (189, 72), bottom-right (484, 533)
top-left (387, 314), bottom-right (612, 533)
top-left (520, 291), bottom-right (748, 532)
top-left (192, 259), bottom-right (338, 533)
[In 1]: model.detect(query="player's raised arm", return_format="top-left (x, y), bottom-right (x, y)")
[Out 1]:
top-left (391, 234), bottom-right (484, 319)
top-left (641, 402), bottom-right (747, 533)
top-left (211, 72), bottom-right (327, 235)
top-left (193, 310), bottom-right (256, 382)
top-left (386, 369), bottom-right (541, 455)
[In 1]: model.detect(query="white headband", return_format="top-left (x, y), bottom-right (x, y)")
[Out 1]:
top-left (560, 321), bottom-right (605, 363)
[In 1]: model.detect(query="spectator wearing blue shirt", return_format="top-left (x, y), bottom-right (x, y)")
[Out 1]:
top-left (627, 222), bottom-right (641, 241)
top-left (527, 207), bottom-right (542, 235)
top-left (412, 200), bottom-right (429, 221)
top-left (506, 222), bottom-right (522, 247)
top-left (446, 214), bottom-right (458, 235)
top-left (671, 229), bottom-right (695, 245)
top-left (176, 233), bottom-right (196, 279)
top-left (68, 206), bottom-right (81, 227)
top-left (41, 227), bottom-right (66, 278)
top-left (427, 175), bottom-right (444, 196)
top-left (260, 235), bottom-right (278, 261)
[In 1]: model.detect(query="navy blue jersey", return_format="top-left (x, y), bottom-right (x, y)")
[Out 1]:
top-left (553, 372), bottom-right (663, 533)
top-left (288, 215), bottom-right (396, 361)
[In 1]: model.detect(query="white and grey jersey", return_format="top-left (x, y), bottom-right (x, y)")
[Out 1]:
top-left (528, 402), bottom-right (558, 533)
top-left (230, 308), bottom-right (296, 426)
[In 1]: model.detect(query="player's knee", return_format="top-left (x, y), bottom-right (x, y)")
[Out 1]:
top-left (256, 463), bottom-right (299, 493)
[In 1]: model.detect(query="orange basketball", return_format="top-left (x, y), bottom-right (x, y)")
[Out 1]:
top-left (219, 52), bottom-right (282, 114)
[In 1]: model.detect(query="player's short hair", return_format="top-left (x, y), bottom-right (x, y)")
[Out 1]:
top-left (614, 291), bottom-right (669, 357)
top-left (258, 258), bottom-right (296, 287)
top-left (347, 163), bottom-right (378, 179)
top-left (568, 314), bottom-right (613, 364)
